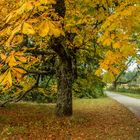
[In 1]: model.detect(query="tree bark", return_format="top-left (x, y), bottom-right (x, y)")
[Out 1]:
top-left (56, 58), bottom-right (73, 116)
top-left (51, 0), bottom-right (74, 116)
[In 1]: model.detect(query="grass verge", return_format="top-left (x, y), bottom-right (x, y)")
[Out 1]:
top-left (109, 90), bottom-right (140, 99)
top-left (0, 98), bottom-right (140, 140)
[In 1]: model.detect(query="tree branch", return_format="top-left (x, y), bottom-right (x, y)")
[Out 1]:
top-left (0, 75), bottom-right (40, 107)
top-left (117, 72), bottom-right (138, 85)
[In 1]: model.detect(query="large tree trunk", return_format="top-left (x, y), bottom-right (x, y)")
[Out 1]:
top-left (56, 58), bottom-right (73, 116)
top-left (50, 38), bottom-right (74, 116)
top-left (51, 0), bottom-right (76, 116)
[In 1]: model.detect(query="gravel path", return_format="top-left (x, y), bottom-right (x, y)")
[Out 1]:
top-left (106, 91), bottom-right (140, 119)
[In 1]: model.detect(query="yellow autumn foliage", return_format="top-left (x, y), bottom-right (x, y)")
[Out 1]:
top-left (0, 0), bottom-right (139, 88)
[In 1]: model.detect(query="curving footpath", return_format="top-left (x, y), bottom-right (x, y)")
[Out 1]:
top-left (106, 91), bottom-right (140, 119)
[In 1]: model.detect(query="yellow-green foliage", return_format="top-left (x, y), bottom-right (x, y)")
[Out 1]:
top-left (0, 0), bottom-right (139, 89)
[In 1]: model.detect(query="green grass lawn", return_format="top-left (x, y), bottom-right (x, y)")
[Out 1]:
top-left (0, 98), bottom-right (140, 140)
top-left (111, 91), bottom-right (140, 99)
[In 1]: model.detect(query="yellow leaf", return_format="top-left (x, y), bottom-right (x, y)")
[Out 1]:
top-left (16, 1), bottom-right (34, 15)
top-left (120, 45), bottom-right (136, 56)
top-left (49, 21), bottom-right (62, 37)
top-left (53, 28), bottom-right (62, 38)
top-left (95, 69), bottom-right (102, 76)
top-left (13, 67), bottom-right (26, 74)
top-left (40, 0), bottom-right (56, 4)
top-left (7, 71), bottom-right (12, 87)
top-left (12, 68), bottom-right (24, 82)
top-left (113, 42), bottom-right (121, 49)
top-left (0, 70), bottom-right (9, 84)
top-left (111, 67), bottom-right (120, 75)
top-left (24, 1), bottom-right (34, 12)
top-left (5, 25), bottom-right (21, 47)
top-left (15, 52), bottom-right (24, 56)
top-left (6, 54), bottom-right (17, 67)
top-left (5, 12), bottom-right (15, 23)
top-left (39, 21), bottom-right (50, 37)
top-left (13, 35), bottom-right (23, 46)
top-left (104, 38), bottom-right (112, 46)
top-left (22, 22), bottom-right (35, 35)
top-left (16, 56), bottom-right (27, 63)
top-left (103, 72), bottom-right (115, 83)
top-left (1, 53), bottom-right (7, 61)
top-left (0, 70), bottom-right (12, 87)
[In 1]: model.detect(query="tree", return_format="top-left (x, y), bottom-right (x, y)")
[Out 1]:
top-left (0, 0), bottom-right (140, 116)
top-left (109, 58), bottom-right (137, 89)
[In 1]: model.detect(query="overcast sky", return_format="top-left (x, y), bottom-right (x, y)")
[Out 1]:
top-left (127, 62), bottom-right (137, 72)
